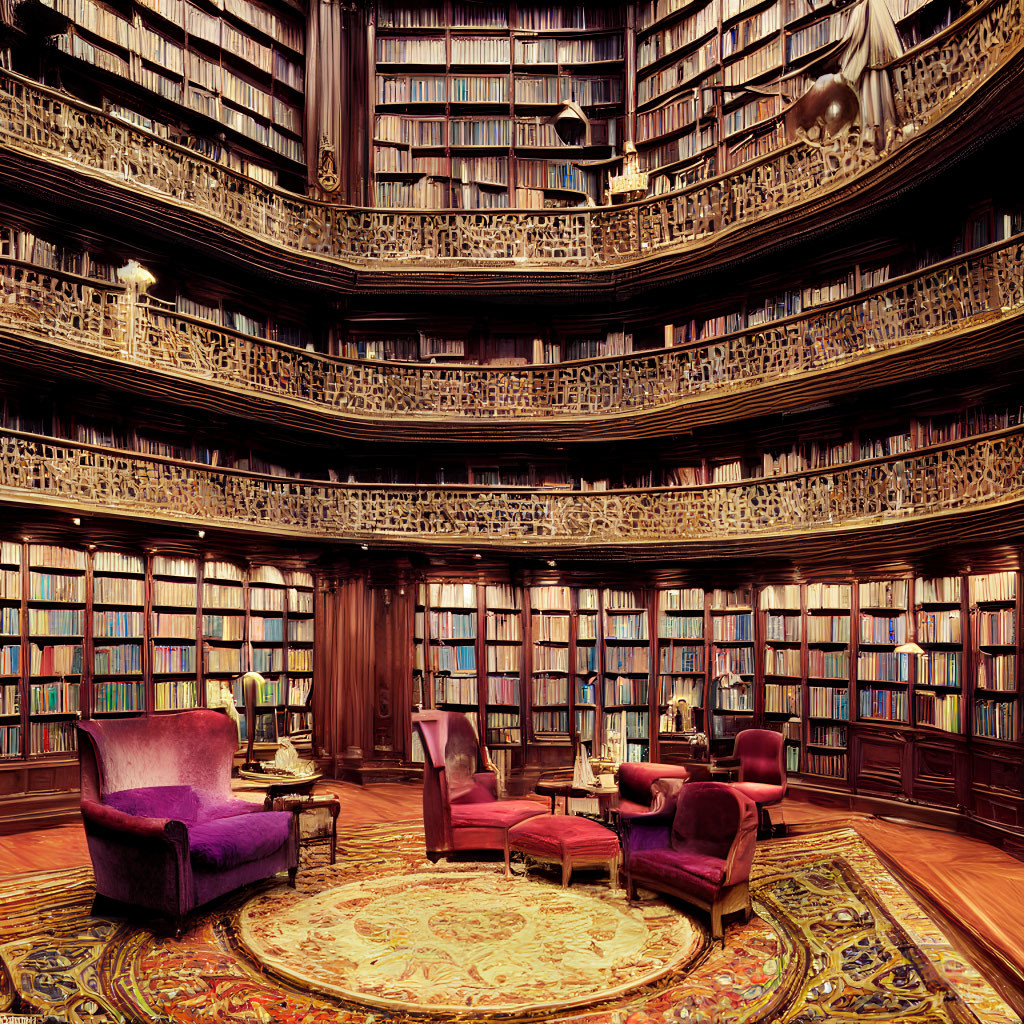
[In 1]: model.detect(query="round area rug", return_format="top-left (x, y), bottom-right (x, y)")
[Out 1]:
top-left (236, 869), bottom-right (705, 1013)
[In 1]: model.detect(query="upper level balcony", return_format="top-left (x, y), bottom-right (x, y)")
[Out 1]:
top-left (0, 0), bottom-right (1021, 297)
top-left (1, 232), bottom-right (1022, 441)
top-left (0, 421), bottom-right (1021, 562)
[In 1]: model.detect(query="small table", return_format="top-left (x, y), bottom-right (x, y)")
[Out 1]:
top-left (535, 780), bottom-right (619, 820)
top-left (272, 794), bottom-right (341, 866)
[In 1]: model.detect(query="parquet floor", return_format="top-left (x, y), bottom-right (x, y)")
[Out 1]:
top-left (1, 785), bottom-right (1021, 1011)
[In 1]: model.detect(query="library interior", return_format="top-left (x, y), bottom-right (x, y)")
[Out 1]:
top-left (0, 0), bottom-right (1023, 1018)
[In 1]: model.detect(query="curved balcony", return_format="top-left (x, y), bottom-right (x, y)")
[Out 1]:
top-left (0, 0), bottom-right (1021, 296)
top-left (1, 237), bottom-right (1022, 441)
top-left (1, 426), bottom-right (1021, 559)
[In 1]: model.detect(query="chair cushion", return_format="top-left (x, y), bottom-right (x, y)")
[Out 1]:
top-left (188, 811), bottom-right (292, 870)
top-left (732, 782), bottom-right (785, 806)
top-left (509, 815), bottom-right (620, 860)
top-left (196, 796), bottom-right (265, 821)
top-left (451, 799), bottom-right (547, 829)
top-left (629, 847), bottom-right (725, 903)
top-left (104, 785), bottom-right (200, 823)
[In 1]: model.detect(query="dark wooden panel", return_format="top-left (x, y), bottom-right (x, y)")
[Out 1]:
top-left (0, 766), bottom-right (26, 798)
top-left (973, 791), bottom-right (1024, 830)
top-left (972, 748), bottom-right (1024, 794)
top-left (852, 730), bottom-right (909, 797)
top-left (911, 739), bottom-right (968, 809)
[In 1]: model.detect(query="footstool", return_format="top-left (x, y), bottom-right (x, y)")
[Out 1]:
top-left (509, 814), bottom-right (620, 888)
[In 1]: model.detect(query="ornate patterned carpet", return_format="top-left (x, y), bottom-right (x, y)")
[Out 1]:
top-left (0, 824), bottom-right (1017, 1024)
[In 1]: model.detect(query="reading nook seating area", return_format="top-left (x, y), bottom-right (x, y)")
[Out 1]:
top-left (1, 0), bottom-right (1024, 1018)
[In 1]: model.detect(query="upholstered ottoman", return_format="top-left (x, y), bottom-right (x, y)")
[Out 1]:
top-left (509, 815), bottom-right (620, 888)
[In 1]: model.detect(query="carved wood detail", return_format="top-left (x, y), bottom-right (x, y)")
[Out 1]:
top-left (0, 237), bottom-right (1020, 425)
top-left (0, 426), bottom-right (1020, 546)
top-left (0, 0), bottom-right (1019, 270)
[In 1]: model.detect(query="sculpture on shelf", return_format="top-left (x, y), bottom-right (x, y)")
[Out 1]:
top-left (317, 135), bottom-right (340, 193)
top-left (208, 679), bottom-right (241, 740)
top-left (606, 142), bottom-right (649, 204)
top-left (238, 671), bottom-right (319, 783)
top-left (784, 74), bottom-right (861, 147)
top-left (840, 0), bottom-right (905, 150)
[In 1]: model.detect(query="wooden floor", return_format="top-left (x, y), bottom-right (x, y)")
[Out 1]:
top-left (1, 784), bottom-right (1022, 1012)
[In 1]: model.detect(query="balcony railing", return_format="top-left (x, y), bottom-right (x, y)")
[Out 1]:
top-left (0, 235), bottom-right (1020, 427)
top-left (0, 0), bottom-right (1020, 270)
top-left (0, 426), bottom-right (1020, 547)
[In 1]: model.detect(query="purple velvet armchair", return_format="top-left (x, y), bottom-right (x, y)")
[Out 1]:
top-left (413, 710), bottom-right (547, 875)
top-left (622, 781), bottom-right (758, 940)
top-left (78, 710), bottom-right (298, 932)
top-left (617, 761), bottom-right (691, 819)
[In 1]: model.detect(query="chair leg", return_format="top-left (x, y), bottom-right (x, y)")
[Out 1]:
top-left (710, 901), bottom-right (723, 942)
top-left (288, 866), bottom-right (297, 888)
top-left (503, 832), bottom-right (512, 880)
top-left (608, 855), bottom-right (619, 890)
top-left (562, 858), bottom-right (571, 888)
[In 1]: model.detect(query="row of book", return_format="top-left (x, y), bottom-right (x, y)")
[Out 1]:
top-left (430, 611), bottom-right (477, 638)
top-left (93, 644), bottom-right (143, 674)
top-left (94, 578), bottom-right (145, 604)
top-left (764, 683), bottom-right (801, 714)
top-left (605, 678), bottom-right (649, 705)
top-left (532, 678), bottom-right (570, 704)
top-left (605, 648), bottom-right (651, 673)
top-left (485, 647), bottom-right (520, 672)
top-left (915, 692), bottom-right (962, 733)
top-left (532, 615), bottom-right (570, 643)
top-left (765, 614), bottom-right (801, 642)
top-left (154, 680), bottom-right (198, 710)
top-left (93, 680), bottom-right (145, 713)
top-left (859, 687), bottom-right (909, 723)
top-left (659, 646), bottom-right (704, 673)
top-left (486, 614), bottom-right (521, 641)
top-left (638, 2), bottom-right (721, 70)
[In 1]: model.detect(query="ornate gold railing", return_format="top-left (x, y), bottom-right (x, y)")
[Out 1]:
top-left (0, 235), bottom-right (1020, 423)
top-left (0, 0), bottom-right (1020, 270)
top-left (1, 426), bottom-right (1021, 546)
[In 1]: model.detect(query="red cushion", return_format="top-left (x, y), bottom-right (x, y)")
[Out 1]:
top-left (451, 800), bottom-right (547, 829)
top-left (509, 816), bottom-right (620, 859)
top-left (629, 847), bottom-right (724, 903)
top-left (732, 782), bottom-right (785, 806)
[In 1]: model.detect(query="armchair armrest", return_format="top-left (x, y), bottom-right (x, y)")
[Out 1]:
top-left (620, 814), bottom-right (673, 861)
top-left (713, 756), bottom-right (741, 768)
top-left (80, 798), bottom-right (187, 844)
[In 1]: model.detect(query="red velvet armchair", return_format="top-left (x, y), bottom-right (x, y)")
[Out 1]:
top-left (413, 710), bottom-right (547, 874)
top-left (617, 761), bottom-right (691, 818)
top-left (622, 781), bottom-right (758, 940)
top-left (720, 728), bottom-right (787, 835)
top-left (78, 710), bottom-right (298, 933)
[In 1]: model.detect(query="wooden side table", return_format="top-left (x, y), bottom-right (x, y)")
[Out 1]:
top-left (272, 794), bottom-right (341, 866)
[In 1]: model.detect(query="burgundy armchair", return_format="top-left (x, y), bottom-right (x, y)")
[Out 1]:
top-left (617, 761), bottom-right (691, 819)
top-left (622, 781), bottom-right (758, 940)
top-left (78, 710), bottom-right (298, 933)
top-left (719, 728), bottom-right (787, 835)
top-left (413, 710), bottom-right (547, 875)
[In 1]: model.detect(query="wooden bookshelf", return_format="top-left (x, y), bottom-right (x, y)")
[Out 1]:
top-left (39, 0), bottom-right (306, 182)
top-left (804, 582), bottom-right (852, 783)
top-left (601, 588), bottom-right (651, 764)
top-left (529, 584), bottom-right (570, 749)
top-left (371, 1), bottom-right (625, 209)
top-left (709, 587), bottom-right (754, 749)
top-left (655, 587), bottom-right (706, 746)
